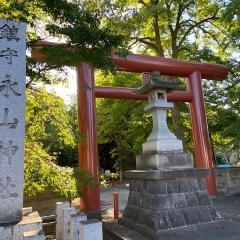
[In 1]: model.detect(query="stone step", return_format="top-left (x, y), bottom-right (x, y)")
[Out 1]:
top-left (23, 230), bottom-right (45, 240)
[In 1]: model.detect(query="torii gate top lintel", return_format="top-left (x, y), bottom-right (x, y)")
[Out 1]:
top-left (112, 54), bottom-right (228, 80)
top-left (32, 40), bottom-right (228, 81)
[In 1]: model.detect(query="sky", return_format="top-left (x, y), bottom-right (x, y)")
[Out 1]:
top-left (47, 67), bottom-right (77, 103)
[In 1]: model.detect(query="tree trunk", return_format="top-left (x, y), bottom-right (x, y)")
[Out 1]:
top-left (171, 102), bottom-right (187, 152)
top-left (119, 165), bottom-right (123, 183)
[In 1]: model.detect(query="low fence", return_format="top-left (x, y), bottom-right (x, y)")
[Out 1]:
top-left (23, 189), bottom-right (70, 216)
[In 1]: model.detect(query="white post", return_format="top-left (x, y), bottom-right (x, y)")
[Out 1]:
top-left (62, 207), bottom-right (76, 240)
top-left (70, 213), bottom-right (87, 240)
top-left (79, 219), bottom-right (103, 240)
top-left (56, 202), bottom-right (70, 240)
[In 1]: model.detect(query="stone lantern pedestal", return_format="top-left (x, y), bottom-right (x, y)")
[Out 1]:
top-left (119, 71), bottom-right (227, 239)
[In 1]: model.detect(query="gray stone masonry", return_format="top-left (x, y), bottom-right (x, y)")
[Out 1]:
top-left (62, 207), bottom-right (77, 240)
top-left (79, 219), bottom-right (103, 240)
top-left (56, 201), bottom-right (70, 240)
top-left (136, 153), bottom-right (193, 170)
top-left (0, 18), bottom-right (26, 224)
top-left (214, 167), bottom-right (240, 195)
top-left (121, 70), bottom-right (227, 239)
top-left (70, 213), bottom-right (87, 240)
top-left (119, 169), bottom-right (227, 239)
top-left (0, 211), bottom-right (42, 240)
top-left (23, 230), bottom-right (45, 240)
top-left (0, 19), bottom-right (45, 240)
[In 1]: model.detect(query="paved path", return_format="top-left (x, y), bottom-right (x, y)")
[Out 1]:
top-left (100, 185), bottom-right (129, 221)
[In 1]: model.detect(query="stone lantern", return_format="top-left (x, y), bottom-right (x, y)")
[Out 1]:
top-left (119, 70), bottom-right (226, 239)
top-left (133, 70), bottom-right (193, 170)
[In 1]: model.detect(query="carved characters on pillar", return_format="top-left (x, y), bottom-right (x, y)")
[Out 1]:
top-left (0, 140), bottom-right (19, 164)
top-left (0, 48), bottom-right (19, 64)
top-left (0, 74), bottom-right (21, 98)
top-left (0, 108), bottom-right (18, 129)
top-left (0, 24), bottom-right (20, 41)
top-left (0, 177), bottom-right (18, 199)
top-left (0, 21), bottom-right (22, 200)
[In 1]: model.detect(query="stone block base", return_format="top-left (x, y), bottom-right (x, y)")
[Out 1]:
top-left (120, 169), bottom-right (227, 239)
top-left (23, 230), bottom-right (45, 240)
top-left (136, 153), bottom-right (193, 170)
top-left (0, 210), bottom-right (42, 240)
top-left (142, 139), bottom-right (183, 154)
top-left (119, 217), bottom-right (227, 240)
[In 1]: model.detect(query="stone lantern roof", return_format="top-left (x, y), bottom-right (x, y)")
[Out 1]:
top-left (133, 70), bottom-right (182, 95)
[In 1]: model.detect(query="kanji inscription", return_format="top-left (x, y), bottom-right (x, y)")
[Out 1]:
top-left (0, 24), bottom-right (20, 41)
top-left (0, 140), bottom-right (19, 164)
top-left (0, 48), bottom-right (19, 64)
top-left (0, 19), bottom-right (26, 224)
top-left (0, 74), bottom-right (21, 98)
top-left (0, 177), bottom-right (18, 199)
top-left (0, 108), bottom-right (18, 129)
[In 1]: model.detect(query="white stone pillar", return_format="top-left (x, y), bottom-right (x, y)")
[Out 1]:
top-left (70, 213), bottom-right (87, 240)
top-left (56, 201), bottom-right (70, 240)
top-left (0, 19), bottom-right (26, 224)
top-left (62, 207), bottom-right (77, 240)
top-left (79, 219), bottom-right (103, 240)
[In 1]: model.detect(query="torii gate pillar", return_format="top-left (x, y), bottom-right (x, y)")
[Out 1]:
top-left (187, 71), bottom-right (216, 195)
top-left (77, 64), bottom-right (100, 212)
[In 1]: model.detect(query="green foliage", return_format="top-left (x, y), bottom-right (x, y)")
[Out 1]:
top-left (24, 87), bottom-right (89, 198)
top-left (2, 0), bottom-right (240, 191)
top-left (37, 0), bottom-right (127, 71)
top-left (222, 0), bottom-right (240, 48)
top-left (1, 0), bottom-right (125, 197)
top-left (2, 0), bottom-right (127, 84)
top-left (90, 0), bottom-right (235, 153)
top-left (24, 157), bottom-right (97, 199)
top-left (215, 155), bottom-right (229, 165)
top-left (99, 172), bottom-right (119, 186)
top-left (96, 72), bottom-right (152, 170)
top-left (233, 162), bottom-right (240, 167)
top-left (25, 87), bottom-right (75, 150)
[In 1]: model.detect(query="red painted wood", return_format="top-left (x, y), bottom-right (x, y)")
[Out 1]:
top-left (187, 71), bottom-right (217, 195)
top-left (32, 41), bottom-right (228, 80)
top-left (113, 192), bottom-right (119, 220)
top-left (77, 64), bottom-right (100, 211)
top-left (95, 86), bottom-right (194, 102)
top-left (112, 54), bottom-right (228, 80)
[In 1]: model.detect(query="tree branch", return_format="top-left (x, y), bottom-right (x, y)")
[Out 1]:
top-left (152, 11), bottom-right (165, 56)
top-left (178, 14), bottom-right (220, 50)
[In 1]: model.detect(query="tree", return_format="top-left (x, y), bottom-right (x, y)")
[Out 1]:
top-left (203, 58), bottom-right (240, 161)
top-left (55, 94), bottom-right (80, 167)
top-left (24, 86), bottom-right (96, 197)
top-left (1, 0), bottom-right (127, 73)
top-left (85, 0), bottom-right (234, 152)
top-left (1, 0), bottom-right (128, 196)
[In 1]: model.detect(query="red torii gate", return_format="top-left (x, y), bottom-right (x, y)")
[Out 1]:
top-left (32, 41), bottom-right (228, 213)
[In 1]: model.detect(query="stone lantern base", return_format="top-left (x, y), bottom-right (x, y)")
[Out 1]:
top-left (119, 169), bottom-right (227, 240)
top-left (136, 152), bottom-right (193, 170)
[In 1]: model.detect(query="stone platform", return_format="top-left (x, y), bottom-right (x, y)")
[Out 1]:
top-left (136, 152), bottom-right (193, 170)
top-left (0, 209), bottom-right (43, 239)
top-left (119, 169), bottom-right (227, 239)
